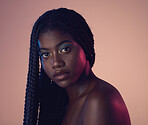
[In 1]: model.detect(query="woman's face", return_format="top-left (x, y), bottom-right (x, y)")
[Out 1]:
top-left (38, 29), bottom-right (87, 88)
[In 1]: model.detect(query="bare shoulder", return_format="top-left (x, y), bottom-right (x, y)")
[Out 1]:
top-left (81, 78), bottom-right (131, 125)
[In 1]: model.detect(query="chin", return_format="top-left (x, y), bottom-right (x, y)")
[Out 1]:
top-left (55, 79), bottom-right (74, 88)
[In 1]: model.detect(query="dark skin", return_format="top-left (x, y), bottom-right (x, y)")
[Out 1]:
top-left (38, 29), bottom-right (131, 125)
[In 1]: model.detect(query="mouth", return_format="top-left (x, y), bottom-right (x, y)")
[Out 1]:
top-left (53, 71), bottom-right (70, 81)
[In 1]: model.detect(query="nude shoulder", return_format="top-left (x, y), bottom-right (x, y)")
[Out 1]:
top-left (81, 78), bottom-right (131, 125)
top-left (85, 78), bottom-right (121, 105)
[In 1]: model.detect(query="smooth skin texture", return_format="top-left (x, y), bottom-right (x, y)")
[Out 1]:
top-left (38, 29), bottom-right (131, 125)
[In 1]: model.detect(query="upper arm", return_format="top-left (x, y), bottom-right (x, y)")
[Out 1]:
top-left (81, 89), bottom-right (131, 125)
top-left (81, 91), bottom-right (109, 125)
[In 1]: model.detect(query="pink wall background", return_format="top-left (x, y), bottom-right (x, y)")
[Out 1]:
top-left (0, 0), bottom-right (148, 125)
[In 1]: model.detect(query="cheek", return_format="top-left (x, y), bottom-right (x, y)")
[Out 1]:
top-left (41, 60), bottom-right (53, 78)
top-left (70, 48), bottom-right (86, 75)
top-left (79, 49), bottom-right (87, 66)
top-left (77, 50), bottom-right (86, 71)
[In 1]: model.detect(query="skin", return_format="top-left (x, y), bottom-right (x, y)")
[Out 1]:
top-left (38, 29), bottom-right (131, 125)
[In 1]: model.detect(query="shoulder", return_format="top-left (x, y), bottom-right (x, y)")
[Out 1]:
top-left (81, 78), bottom-right (131, 125)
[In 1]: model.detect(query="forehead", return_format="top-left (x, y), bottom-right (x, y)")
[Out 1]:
top-left (38, 30), bottom-right (83, 51)
top-left (38, 30), bottom-right (74, 47)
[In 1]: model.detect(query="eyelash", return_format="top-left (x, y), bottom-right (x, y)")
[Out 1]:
top-left (59, 46), bottom-right (71, 54)
top-left (40, 52), bottom-right (51, 59)
top-left (39, 46), bottom-right (72, 59)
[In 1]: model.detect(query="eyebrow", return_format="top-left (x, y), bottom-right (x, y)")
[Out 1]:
top-left (39, 40), bottom-right (72, 51)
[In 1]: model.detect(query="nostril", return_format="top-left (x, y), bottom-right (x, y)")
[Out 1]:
top-left (52, 61), bottom-right (65, 69)
top-left (52, 57), bottom-right (65, 69)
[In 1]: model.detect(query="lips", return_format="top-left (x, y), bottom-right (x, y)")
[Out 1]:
top-left (53, 70), bottom-right (70, 81)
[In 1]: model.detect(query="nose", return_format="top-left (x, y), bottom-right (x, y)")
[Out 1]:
top-left (51, 52), bottom-right (65, 69)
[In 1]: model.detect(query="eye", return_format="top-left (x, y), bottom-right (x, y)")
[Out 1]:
top-left (40, 52), bottom-right (51, 59)
top-left (59, 44), bottom-right (72, 54)
top-left (60, 46), bottom-right (71, 54)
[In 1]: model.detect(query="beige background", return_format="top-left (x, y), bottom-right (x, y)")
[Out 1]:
top-left (0, 0), bottom-right (148, 125)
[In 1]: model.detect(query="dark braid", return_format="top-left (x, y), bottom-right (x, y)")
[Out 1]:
top-left (23, 8), bottom-right (95, 125)
top-left (23, 23), bottom-right (40, 125)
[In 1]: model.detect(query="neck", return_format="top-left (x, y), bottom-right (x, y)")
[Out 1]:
top-left (65, 68), bottom-right (96, 103)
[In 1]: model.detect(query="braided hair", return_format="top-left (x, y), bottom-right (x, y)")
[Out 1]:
top-left (23, 8), bottom-right (95, 125)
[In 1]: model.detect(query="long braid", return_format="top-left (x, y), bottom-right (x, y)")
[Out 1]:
top-left (23, 23), bottom-right (40, 125)
top-left (38, 68), bottom-right (68, 125)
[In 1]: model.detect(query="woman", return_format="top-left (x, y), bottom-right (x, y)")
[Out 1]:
top-left (23, 8), bottom-right (131, 125)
